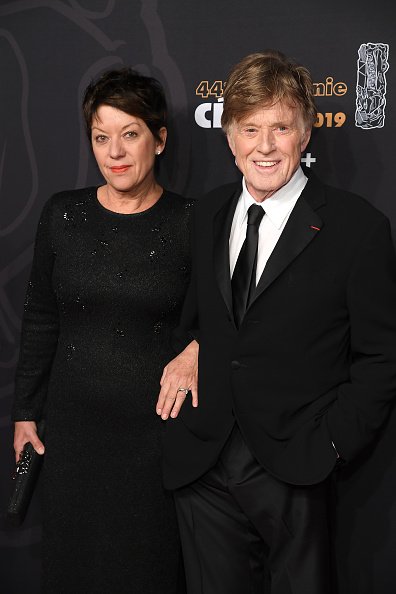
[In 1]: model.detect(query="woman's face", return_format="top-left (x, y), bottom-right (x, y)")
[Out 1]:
top-left (91, 105), bottom-right (166, 194)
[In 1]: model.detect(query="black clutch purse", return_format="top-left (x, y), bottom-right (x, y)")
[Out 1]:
top-left (6, 420), bottom-right (45, 527)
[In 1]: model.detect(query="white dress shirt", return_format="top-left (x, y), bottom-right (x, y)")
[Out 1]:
top-left (229, 167), bottom-right (308, 285)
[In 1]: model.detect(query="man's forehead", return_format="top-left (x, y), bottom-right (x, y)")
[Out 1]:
top-left (238, 101), bottom-right (301, 123)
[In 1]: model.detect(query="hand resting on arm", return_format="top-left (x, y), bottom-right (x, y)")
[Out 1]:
top-left (156, 340), bottom-right (199, 420)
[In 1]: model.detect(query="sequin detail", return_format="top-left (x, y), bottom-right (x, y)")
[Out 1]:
top-left (15, 448), bottom-right (33, 475)
top-left (13, 188), bottom-right (194, 592)
top-left (66, 344), bottom-right (76, 360)
top-left (24, 281), bottom-right (34, 308)
top-left (75, 296), bottom-right (86, 310)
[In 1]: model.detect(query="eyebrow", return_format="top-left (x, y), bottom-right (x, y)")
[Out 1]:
top-left (91, 121), bottom-right (142, 132)
top-left (240, 119), bottom-right (293, 127)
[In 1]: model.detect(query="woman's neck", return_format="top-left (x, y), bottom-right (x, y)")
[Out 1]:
top-left (97, 180), bottom-right (163, 214)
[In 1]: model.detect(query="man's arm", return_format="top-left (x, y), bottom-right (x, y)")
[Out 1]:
top-left (327, 216), bottom-right (396, 463)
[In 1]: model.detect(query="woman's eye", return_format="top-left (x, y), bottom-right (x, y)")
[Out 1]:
top-left (124, 130), bottom-right (138, 139)
top-left (95, 135), bottom-right (108, 143)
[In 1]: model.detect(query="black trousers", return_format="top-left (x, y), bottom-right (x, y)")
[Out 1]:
top-left (174, 425), bottom-right (334, 594)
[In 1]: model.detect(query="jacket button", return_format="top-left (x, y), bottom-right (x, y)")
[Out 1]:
top-left (231, 360), bottom-right (240, 370)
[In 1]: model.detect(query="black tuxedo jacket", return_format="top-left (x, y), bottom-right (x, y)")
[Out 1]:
top-left (163, 171), bottom-right (396, 489)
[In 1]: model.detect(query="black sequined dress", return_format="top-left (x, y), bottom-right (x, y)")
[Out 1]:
top-left (13, 188), bottom-right (193, 593)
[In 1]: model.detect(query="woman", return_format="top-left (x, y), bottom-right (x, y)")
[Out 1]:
top-left (12, 68), bottom-right (193, 593)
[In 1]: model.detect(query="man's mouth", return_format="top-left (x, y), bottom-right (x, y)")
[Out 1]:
top-left (254, 160), bottom-right (279, 168)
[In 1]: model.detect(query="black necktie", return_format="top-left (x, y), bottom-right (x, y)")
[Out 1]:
top-left (232, 204), bottom-right (265, 328)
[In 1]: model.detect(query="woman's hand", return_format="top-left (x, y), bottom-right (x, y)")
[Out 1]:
top-left (14, 421), bottom-right (45, 463)
top-left (156, 340), bottom-right (199, 420)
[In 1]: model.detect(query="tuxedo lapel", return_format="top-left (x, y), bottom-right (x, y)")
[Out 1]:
top-left (213, 186), bottom-right (241, 318)
top-left (249, 182), bottom-right (324, 308)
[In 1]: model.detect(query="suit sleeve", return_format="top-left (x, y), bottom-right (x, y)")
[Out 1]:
top-left (327, 216), bottom-right (396, 463)
top-left (12, 199), bottom-right (59, 421)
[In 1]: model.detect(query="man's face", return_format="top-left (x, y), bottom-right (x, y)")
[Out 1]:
top-left (227, 101), bottom-right (311, 202)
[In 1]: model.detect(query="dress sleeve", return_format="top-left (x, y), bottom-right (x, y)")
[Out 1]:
top-left (172, 203), bottom-right (200, 352)
top-left (12, 199), bottom-right (59, 421)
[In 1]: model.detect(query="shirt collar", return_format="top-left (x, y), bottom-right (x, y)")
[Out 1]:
top-left (240, 167), bottom-right (308, 230)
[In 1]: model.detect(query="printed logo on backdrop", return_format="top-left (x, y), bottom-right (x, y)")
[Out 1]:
top-left (355, 42), bottom-right (389, 129)
top-left (194, 77), bottom-right (348, 167)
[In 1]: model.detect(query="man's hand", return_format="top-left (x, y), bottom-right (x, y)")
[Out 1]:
top-left (14, 421), bottom-right (45, 463)
top-left (157, 340), bottom-right (199, 420)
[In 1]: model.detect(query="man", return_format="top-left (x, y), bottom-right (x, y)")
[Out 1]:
top-left (156, 51), bottom-right (396, 593)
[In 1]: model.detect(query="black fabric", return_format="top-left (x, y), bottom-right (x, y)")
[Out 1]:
top-left (231, 204), bottom-right (264, 328)
top-left (163, 172), bottom-right (396, 490)
top-left (12, 187), bottom-right (192, 594)
top-left (6, 420), bottom-right (45, 527)
top-left (174, 425), bottom-right (332, 594)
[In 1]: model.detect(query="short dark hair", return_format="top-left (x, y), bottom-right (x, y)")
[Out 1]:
top-left (82, 67), bottom-right (167, 142)
top-left (221, 50), bottom-right (317, 131)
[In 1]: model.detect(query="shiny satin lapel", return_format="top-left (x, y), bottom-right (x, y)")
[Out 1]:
top-left (213, 187), bottom-right (241, 318)
top-left (249, 195), bottom-right (324, 308)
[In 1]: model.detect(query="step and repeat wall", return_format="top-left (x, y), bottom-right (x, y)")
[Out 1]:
top-left (0, 1), bottom-right (395, 592)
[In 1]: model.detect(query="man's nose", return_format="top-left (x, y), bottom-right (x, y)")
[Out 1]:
top-left (256, 129), bottom-right (275, 153)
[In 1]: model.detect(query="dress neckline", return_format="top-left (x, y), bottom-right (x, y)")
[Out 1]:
top-left (93, 187), bottom-right (167, 218)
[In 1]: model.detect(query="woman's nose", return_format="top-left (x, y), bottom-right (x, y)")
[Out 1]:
top-left (109, 137), bottom-right (126, 159)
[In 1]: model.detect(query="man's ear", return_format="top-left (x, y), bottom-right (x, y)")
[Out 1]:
top-left (227, 130), bottom-right (236, 156)
top-left (300, 127), bottom-right (312, 153)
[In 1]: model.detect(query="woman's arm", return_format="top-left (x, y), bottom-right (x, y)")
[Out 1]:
top-left (12, 199), bottom-right (59, 455)
top-left (156, 339), bottom-right (199, 420)
top-left (13, 421), bottom-right (44, 462)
